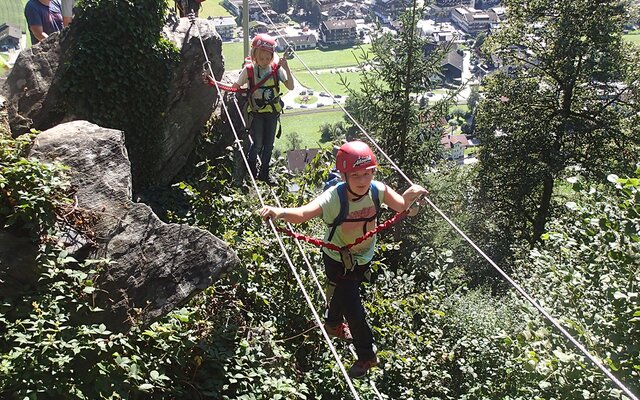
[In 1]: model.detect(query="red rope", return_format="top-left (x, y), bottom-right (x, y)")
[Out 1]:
top-left (275, 210), bottom-right (409, 252)
top-left (205, 75), bottom-right (246, 93)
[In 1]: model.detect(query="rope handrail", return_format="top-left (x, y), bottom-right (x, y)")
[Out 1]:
top-left (189, 15), bottom-right (363, 400)
top-left (275, 209), bottom-right (409, 253)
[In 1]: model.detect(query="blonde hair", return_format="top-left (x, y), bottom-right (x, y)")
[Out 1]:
top-left (250, 47), bottom-right (277, 64)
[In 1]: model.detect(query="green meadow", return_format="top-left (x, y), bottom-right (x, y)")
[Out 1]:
top-left (0, 0), bottom-right (28, 34)
top-left (275, 109), bottom-right (346, 151)
top-left (198, 0), bottom-right (233, 18)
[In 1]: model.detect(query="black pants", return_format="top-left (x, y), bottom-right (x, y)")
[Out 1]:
top-left (248, 112), bottom-right (279, 179)
top-left (323, 253), bottom-right (375, 361)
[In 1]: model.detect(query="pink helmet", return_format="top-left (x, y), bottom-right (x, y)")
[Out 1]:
top-left (251, 34), bottom-right (276, 53)
top-left (336, 141), bottom-right (377, 173)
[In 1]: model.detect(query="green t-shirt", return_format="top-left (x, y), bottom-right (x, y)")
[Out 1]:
top-left (315, 180), bottom-right (386, 265)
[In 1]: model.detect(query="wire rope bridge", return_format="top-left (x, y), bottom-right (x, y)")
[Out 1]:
top-left (187, 9), bottom-right (639, 400)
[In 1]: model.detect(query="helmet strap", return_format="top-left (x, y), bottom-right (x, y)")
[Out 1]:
top-left (345, 177), bottom-right (368, 201)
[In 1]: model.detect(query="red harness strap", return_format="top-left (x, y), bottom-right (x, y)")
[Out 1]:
top-left (275, 209), bottom-right (409, 252)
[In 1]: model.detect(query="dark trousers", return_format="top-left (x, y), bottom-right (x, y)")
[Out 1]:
top-left (323, 253), bottom-right (376, 361)
top-left (248, 113), bottom-right (278, 179)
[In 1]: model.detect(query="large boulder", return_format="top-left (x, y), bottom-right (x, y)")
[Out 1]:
top-left (3, 17), bottom-right (224, 187)
top-left (2, 33), bottom-right (67, 135)
top-left (26, 121), bottom-right (239, 331)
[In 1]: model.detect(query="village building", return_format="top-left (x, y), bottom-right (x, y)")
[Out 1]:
top-left (451, 6), bottom-right (500, 34)
top-left (441, 134), bottom-right (469, 159)
top-left (286, 149), bottom-right (321, 172)
top-left (0, 23), bottom-right (21, 51)
top-left (319, 19), bottom-right (358, 47)
top-left (211, 16), bottom-right (236, 41)
top-left (372, 0), bottom-right (410, 24)
top-left (277, 34), bottom-right (317, 51)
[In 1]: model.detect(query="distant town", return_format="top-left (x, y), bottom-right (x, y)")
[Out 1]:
top-left (2, 0), bottom-right (638, 165)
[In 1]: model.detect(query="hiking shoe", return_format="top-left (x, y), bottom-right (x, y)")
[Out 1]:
top-left (324, 323), bottom-right (353, 342)
top-left (348, 357), bottom-right (378, 378)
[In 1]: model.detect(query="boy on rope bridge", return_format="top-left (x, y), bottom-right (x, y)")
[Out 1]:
top-left (259, 140), bottom-right (428, 378)
top-left (232, 34), bottom-right (294, 186)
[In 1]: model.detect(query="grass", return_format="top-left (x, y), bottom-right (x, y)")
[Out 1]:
top-left (287, 45), bottom-right (370, 72)
top-left (624, 31), bottom-right (640, 44)
top-left (222, 42), bottom-right (370, 73)
top-left (199, 0), bottom-right (233, 18)
top-left (0, 0), bottom-right (28, 34)
top-left (275, 109), bottom-right (345, 151)
top-left (294, 70), bottom-right (362, 95)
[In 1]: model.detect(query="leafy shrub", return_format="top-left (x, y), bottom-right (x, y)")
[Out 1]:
top-left (62, 0), bottom-right (180, 187)
top-left (510, 170), bottom-right (640, 398)
top-left (0, 133), bottom-right (71, 240)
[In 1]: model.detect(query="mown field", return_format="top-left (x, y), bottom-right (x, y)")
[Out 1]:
top-left (624, 31), bottom-right (640, 44)
top-left (198, 0), bottom-right (233, 18)
top-left (0, 0), bottom-right (28, 34)
top-left (275, 109), bottom-right (345, 151)
top-left (222, 41), bottom-right (370, 73)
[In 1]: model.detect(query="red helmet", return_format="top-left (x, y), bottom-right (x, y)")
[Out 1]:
top-left (336, 141), bottom-right (377, 174)
top-left (251, 34), bottom-right (276, 53)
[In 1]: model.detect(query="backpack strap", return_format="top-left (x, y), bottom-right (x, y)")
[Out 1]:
top-left (327, 183), bottom-right (349, 241)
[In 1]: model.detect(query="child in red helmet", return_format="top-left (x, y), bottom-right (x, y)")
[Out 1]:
top-left (232, 34), bottom-right (294, 185)
top-left (259, 140), bottom-right (428, 378)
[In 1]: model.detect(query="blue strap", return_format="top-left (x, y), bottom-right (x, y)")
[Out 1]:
top-left (328, 183), bottom-right (348, 241)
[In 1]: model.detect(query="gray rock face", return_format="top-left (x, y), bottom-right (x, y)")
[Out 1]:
top-left (3, 33), bottom-right (67, 135)
top-left (159, 17), bottom-right (225, 184)
top-left (3, 18), bottom-right (224, 187)
top-left (28, 121), bottom-right (239, 331)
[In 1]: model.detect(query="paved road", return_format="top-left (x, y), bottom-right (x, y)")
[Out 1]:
top-left (281, 68), bottom-right (347, 110)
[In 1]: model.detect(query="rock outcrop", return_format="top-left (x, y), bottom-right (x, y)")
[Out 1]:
top-left (24, 121), bottom-right (239, 331)
top-left (3, 17), bottom-right (224, 187)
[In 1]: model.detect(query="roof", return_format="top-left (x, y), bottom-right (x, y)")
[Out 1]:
top-left (322, 19), bottom-right (357, 30)
top-left (0, 22), bottom-right (21, 40)
top-left (286, 149), bottom-right (321, 172)
top-left (441, 49), bottom-right (463, 70)
top-left (211, 16), bottom-right (236, 26)
top-left (281, 34), bottom-right (317, 45)
top-left (440, 134), bottom-right (469, 149)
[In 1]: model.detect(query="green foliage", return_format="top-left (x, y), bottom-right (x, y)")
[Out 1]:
top-left (474, 0), bottom-right (640, 258)
top-left (0, 133), bottom-right (71, 240)
top-left (61, 0), bottom-right (180, 187)
top-left (509, 168), bottom-right (640, 398)
top-left (344, 3), bottom-right (449, 186)
top-left (319, 121), bottom-right (347, 143)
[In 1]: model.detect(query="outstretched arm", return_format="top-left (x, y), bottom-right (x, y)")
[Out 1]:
top-left (259, 199), bottom-right (322, 224)
top-left (383, 184), bottom-right (428, 213)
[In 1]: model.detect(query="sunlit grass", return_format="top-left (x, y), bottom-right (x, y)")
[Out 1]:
top-left (275, 109), bottom-right (346, 151)
top-left (0, 0), bottom-right (28, 34)
top-left (198, 0), bottom-right (233, 18)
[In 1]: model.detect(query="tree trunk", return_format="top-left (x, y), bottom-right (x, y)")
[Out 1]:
top-left (532, 174), bottom-right (554, 245)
